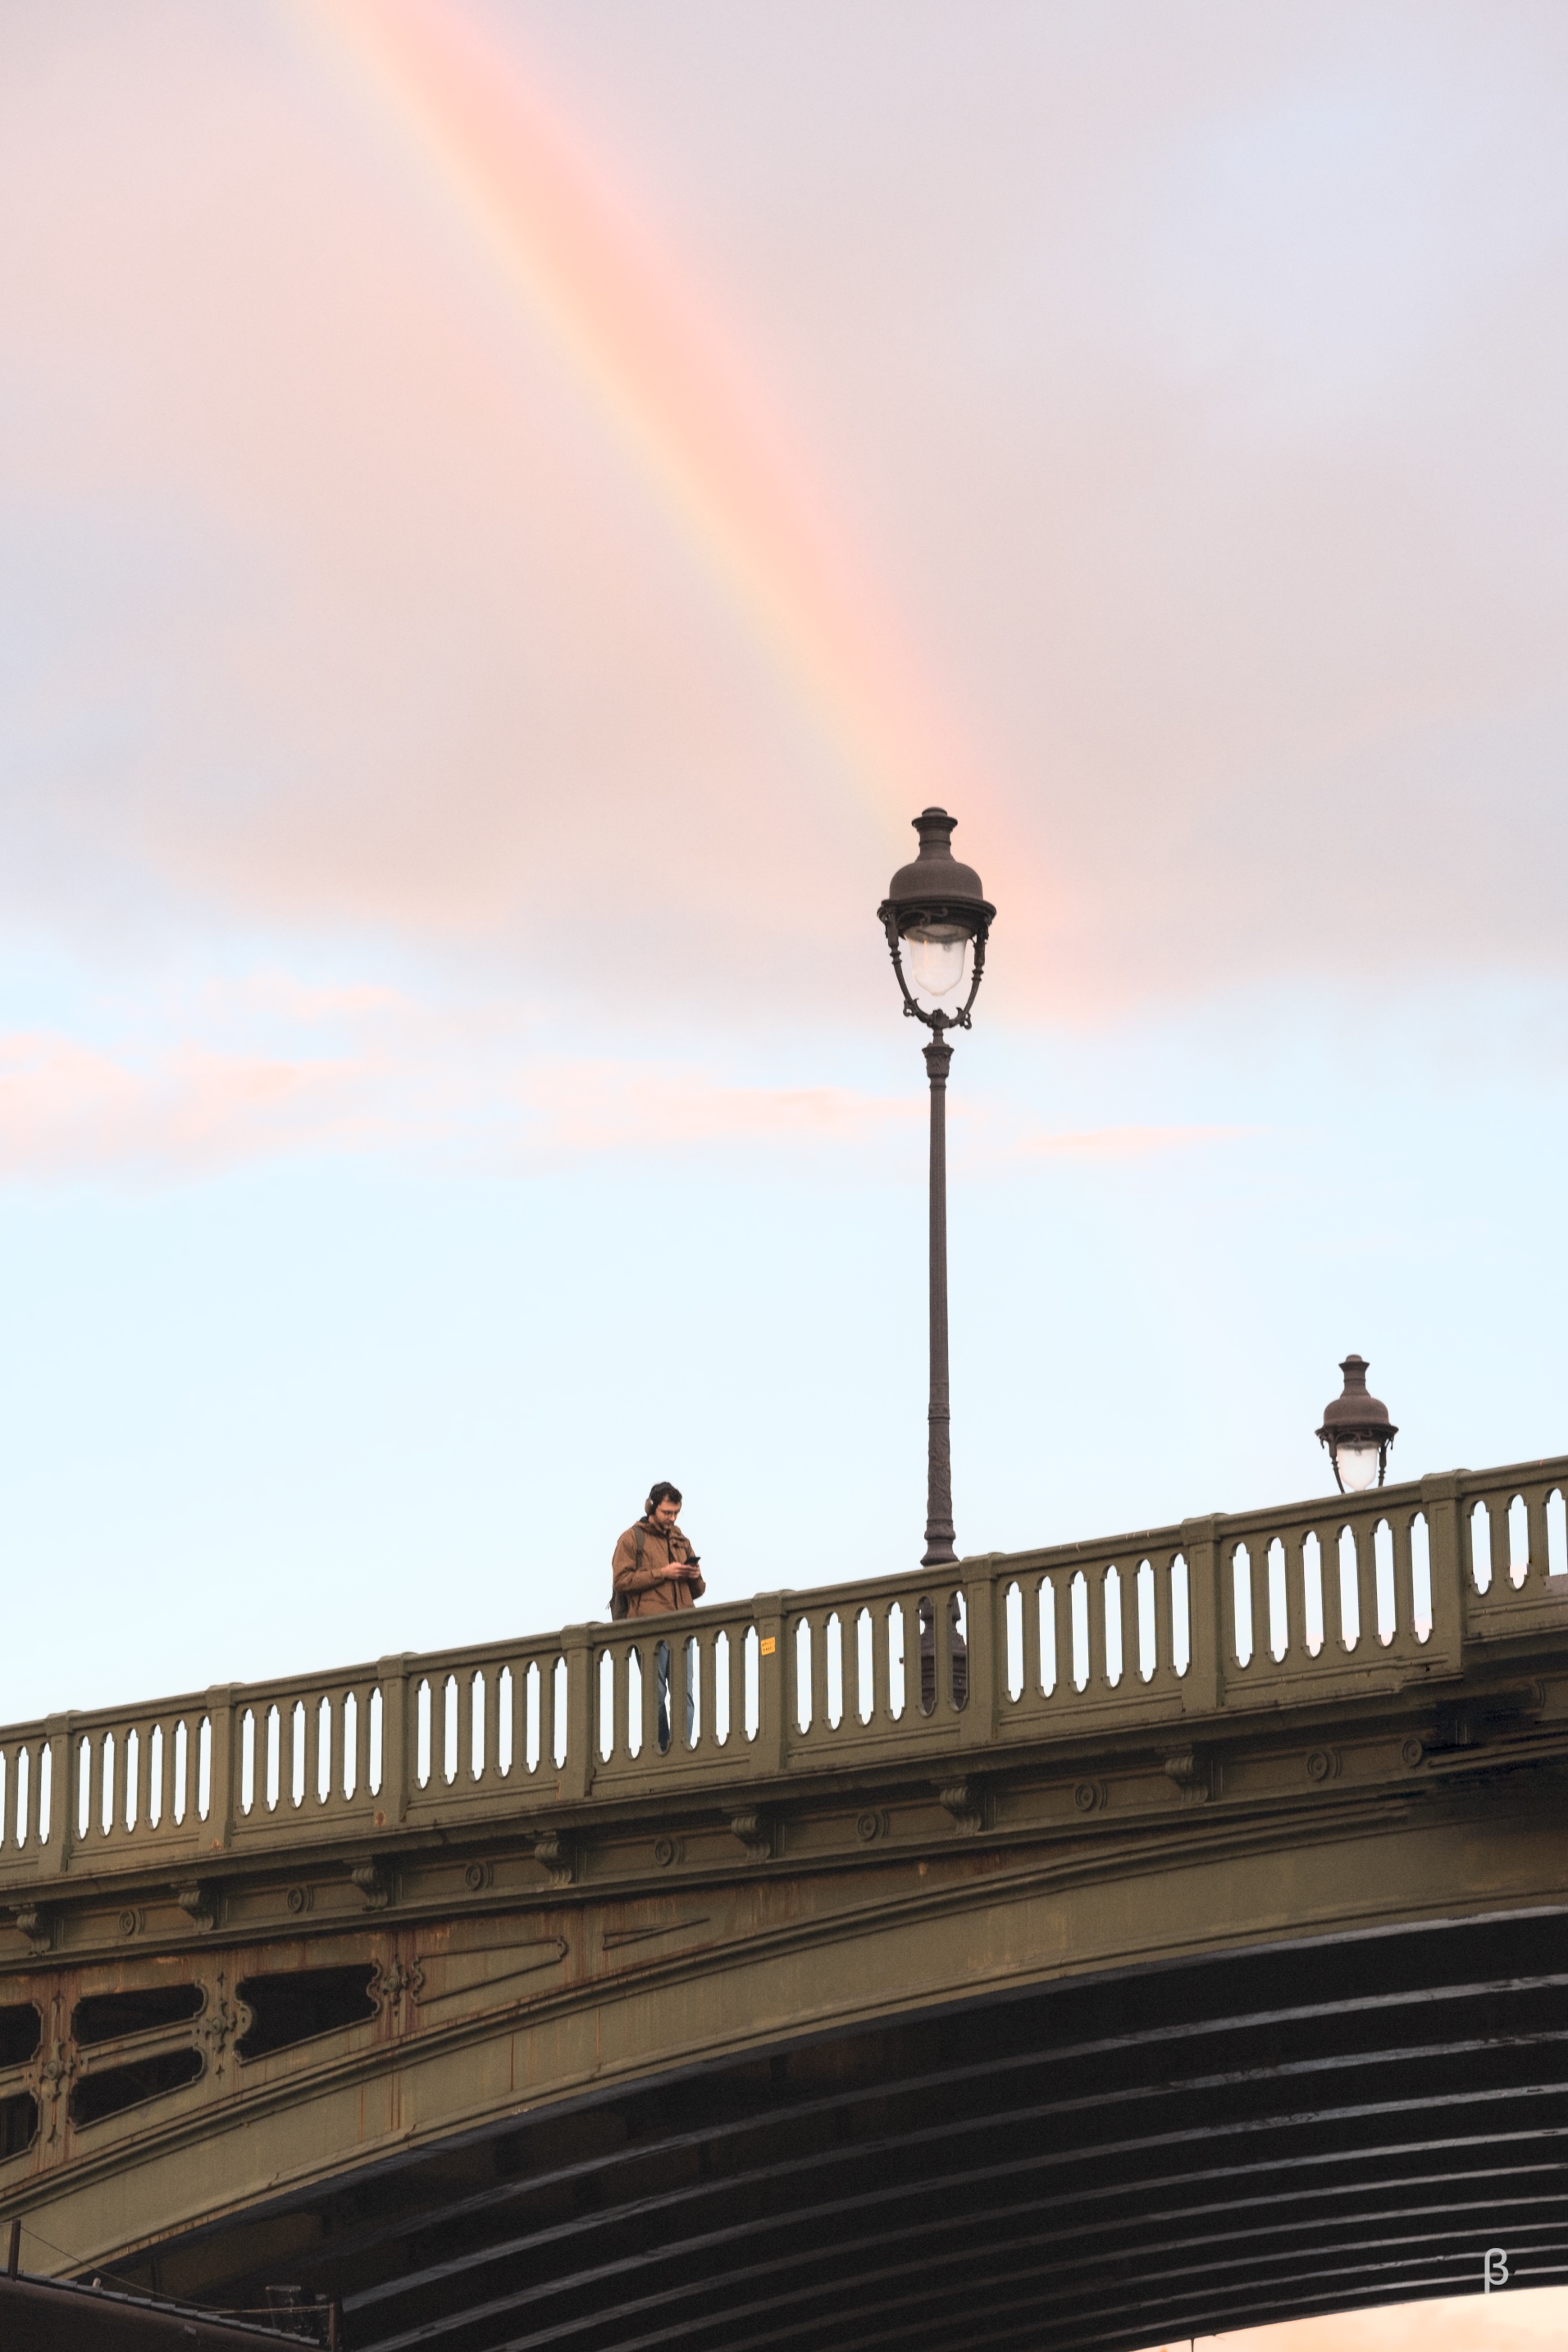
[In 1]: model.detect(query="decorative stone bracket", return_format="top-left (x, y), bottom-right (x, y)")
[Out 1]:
top-left (12, 1904), bottom-right (53, 1957)
top-left (1163, 1750), bottom-right (1213, 1805)
top-left (937, 1779), bottom-right (985, 1835)
top-left (174, 1880), bottom-right (218, 1933)
top-left (352, 1858), bottom-right (394, 1910)
top-left (728, 1810), bottom-right (774, 1862)
top-left (534, 1831), bottom-right (576, 1889)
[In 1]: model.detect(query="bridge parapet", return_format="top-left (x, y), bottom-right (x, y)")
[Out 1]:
top-left (2, 1456), bottom-right (1563, 1890)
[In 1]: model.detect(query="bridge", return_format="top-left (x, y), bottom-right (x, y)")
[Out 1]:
top-left (2, 1456), bottom-right (1565, 2352)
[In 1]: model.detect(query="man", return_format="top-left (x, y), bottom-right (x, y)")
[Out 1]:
top-left (610, 1483), bottom-right (705, 1618)
top-left (611, 1484), bottom-right (704, 1751)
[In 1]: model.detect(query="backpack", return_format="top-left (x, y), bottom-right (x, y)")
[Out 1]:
top-left (609, 1522), bottom-right (645, 1620)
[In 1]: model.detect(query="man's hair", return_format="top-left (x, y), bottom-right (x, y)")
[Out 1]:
top-left (645, 1481), bottom-right (682, 1514)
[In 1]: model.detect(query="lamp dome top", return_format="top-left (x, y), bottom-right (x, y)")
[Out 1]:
top-left (1316, 1354), bottom-right (1397, 1445)
top-left (879, 808), bottom-right (995, 934)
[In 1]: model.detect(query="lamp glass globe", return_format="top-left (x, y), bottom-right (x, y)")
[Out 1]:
top-left (904, 923), bottom-right (969, 1006)
top-left (1336, 1443), bottom-right (1381, 1493)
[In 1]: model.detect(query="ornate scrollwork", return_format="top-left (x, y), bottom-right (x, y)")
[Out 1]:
top-left (30, 2037), bottom-right (76, 2143)
top-left (371, 1958), bottom-right (425, 2014)
top-left (195, 1972), bottom-right (251, 2078)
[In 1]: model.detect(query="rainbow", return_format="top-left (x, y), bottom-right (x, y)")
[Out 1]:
top-left (288, 0), bottom-right (983, 828)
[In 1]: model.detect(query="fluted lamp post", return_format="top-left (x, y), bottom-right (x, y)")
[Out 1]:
top-left (879, 808), bottom-right (996, 1567)
top-left (1317, 1355), bottom-right (1398, 1493)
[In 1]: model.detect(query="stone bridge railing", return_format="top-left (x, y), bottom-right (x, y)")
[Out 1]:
top-left (2, 1457), bottom-right (1564, 1886)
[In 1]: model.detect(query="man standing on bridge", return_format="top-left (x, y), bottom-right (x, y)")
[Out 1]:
top-left (611, 1484), bottom-right (705, 1751)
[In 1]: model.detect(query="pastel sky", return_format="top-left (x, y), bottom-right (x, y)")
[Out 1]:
top-left (2, 0), bottom-right (1564, 1760)
top-left (2, 16), bottom-right (1565, 2336)
top-left (1142, 2285), bottom-right (1568, 2352)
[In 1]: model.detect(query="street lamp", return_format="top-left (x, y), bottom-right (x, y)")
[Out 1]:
top-left (1317, 1355), bottom-right (1397, 1493)
top-left (878, 808), bottom-right (996, 1567)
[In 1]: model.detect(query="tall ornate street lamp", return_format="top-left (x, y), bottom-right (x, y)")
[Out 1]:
top-left (879, 809), bottom-right (996, 1566)
top-left (1317, 1355), bottom-right (1398, 1493)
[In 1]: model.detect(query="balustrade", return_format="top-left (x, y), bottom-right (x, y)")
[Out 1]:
top-left (2, 1458), bottom-right (1562, 1884)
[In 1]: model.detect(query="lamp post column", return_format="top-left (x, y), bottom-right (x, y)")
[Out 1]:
top-left (877, 805), bottom-right (992, 1570)
top-left (923, 1031), bottom-right (957, 1567)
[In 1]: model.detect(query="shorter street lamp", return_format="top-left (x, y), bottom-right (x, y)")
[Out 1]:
top-left (878, 808), bottom-right (996, 1568)
top-left (1317, 1355), bottom-right (1398, 1493)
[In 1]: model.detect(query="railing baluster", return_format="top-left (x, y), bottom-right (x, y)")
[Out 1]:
top-left (1331, 1522), bottom-right (1359, 1652)
top-left (303, 1692), bottom-right (321, 1809)
top-left (612, 1643), bottom-right (630, 1762)
top-left (1388, 1516), bottom-right (1420, 1657)
top-left (1243, 1543), bottom-right (1263, 1671)
top-left (130, 1721), bottom-right (148, 1835)
top-left (684, 1633), bottom-right (702, 1753)
top-left (809, 1614), bottom-right (827, 1739)
top-left (1357, 1519), bottom-right (1380, 1646)
top-left (729, 1625), bottom-right (745, 1746)
top-left (640, 1639), bottom-right (658, 1760)
top-left (463, 1671), bottom-right (478, 1783)
top-left (1087, 1567), bottom-right (1107, 1693)
top-left (90, 1732), bottom-right (109, 1844)
top-left (1525, 1485), bottom-right (1550, 1589)
top-left (1283, 1531), bottom-right (1307, 1661)
top-left (1152, 1553), bottom-right (1174, 1685)
top-left (355, 1684), bottom-right (371, 1802)
top-left (1104, 1566), bottom-right (1125, 1691)
top-left (484, 1666), bottom-right (499, 1780)
top-left (322, 1696), bottom-right (339, 1807)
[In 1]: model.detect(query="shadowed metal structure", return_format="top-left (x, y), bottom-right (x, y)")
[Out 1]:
top-left (125, 1909), bottom-right (1568, 2352)
top-left (2, 1455), bottom-right (1566, 2348)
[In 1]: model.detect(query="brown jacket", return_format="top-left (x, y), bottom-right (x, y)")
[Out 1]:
top-left (611, 1520), bottom-right (706, 1619)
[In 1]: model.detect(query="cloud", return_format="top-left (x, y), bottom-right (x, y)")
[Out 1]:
top-left (517, 1056), bottom-right (917, 1159)
top-left (0, 1032), bottom-right (383, 1178)
top-left (0, 1011), bottom-right (922, 1182)
top-left (0, 1), bottom-right (1562, 1030)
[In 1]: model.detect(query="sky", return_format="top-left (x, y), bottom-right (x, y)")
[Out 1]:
top-left (1143, 2285), bottom-right (1568, 2352)
top-left (2, 12), bottom-right (1565, 2341)
top-left (1, 0), bottom-right (1565, 1734)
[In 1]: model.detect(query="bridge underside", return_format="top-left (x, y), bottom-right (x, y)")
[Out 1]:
top-left (121, 1908), bottom-right (1567, 2352)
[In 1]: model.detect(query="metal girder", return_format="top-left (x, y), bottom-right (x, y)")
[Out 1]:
top-left (96, 1911), bottom-right (1558, 2352)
